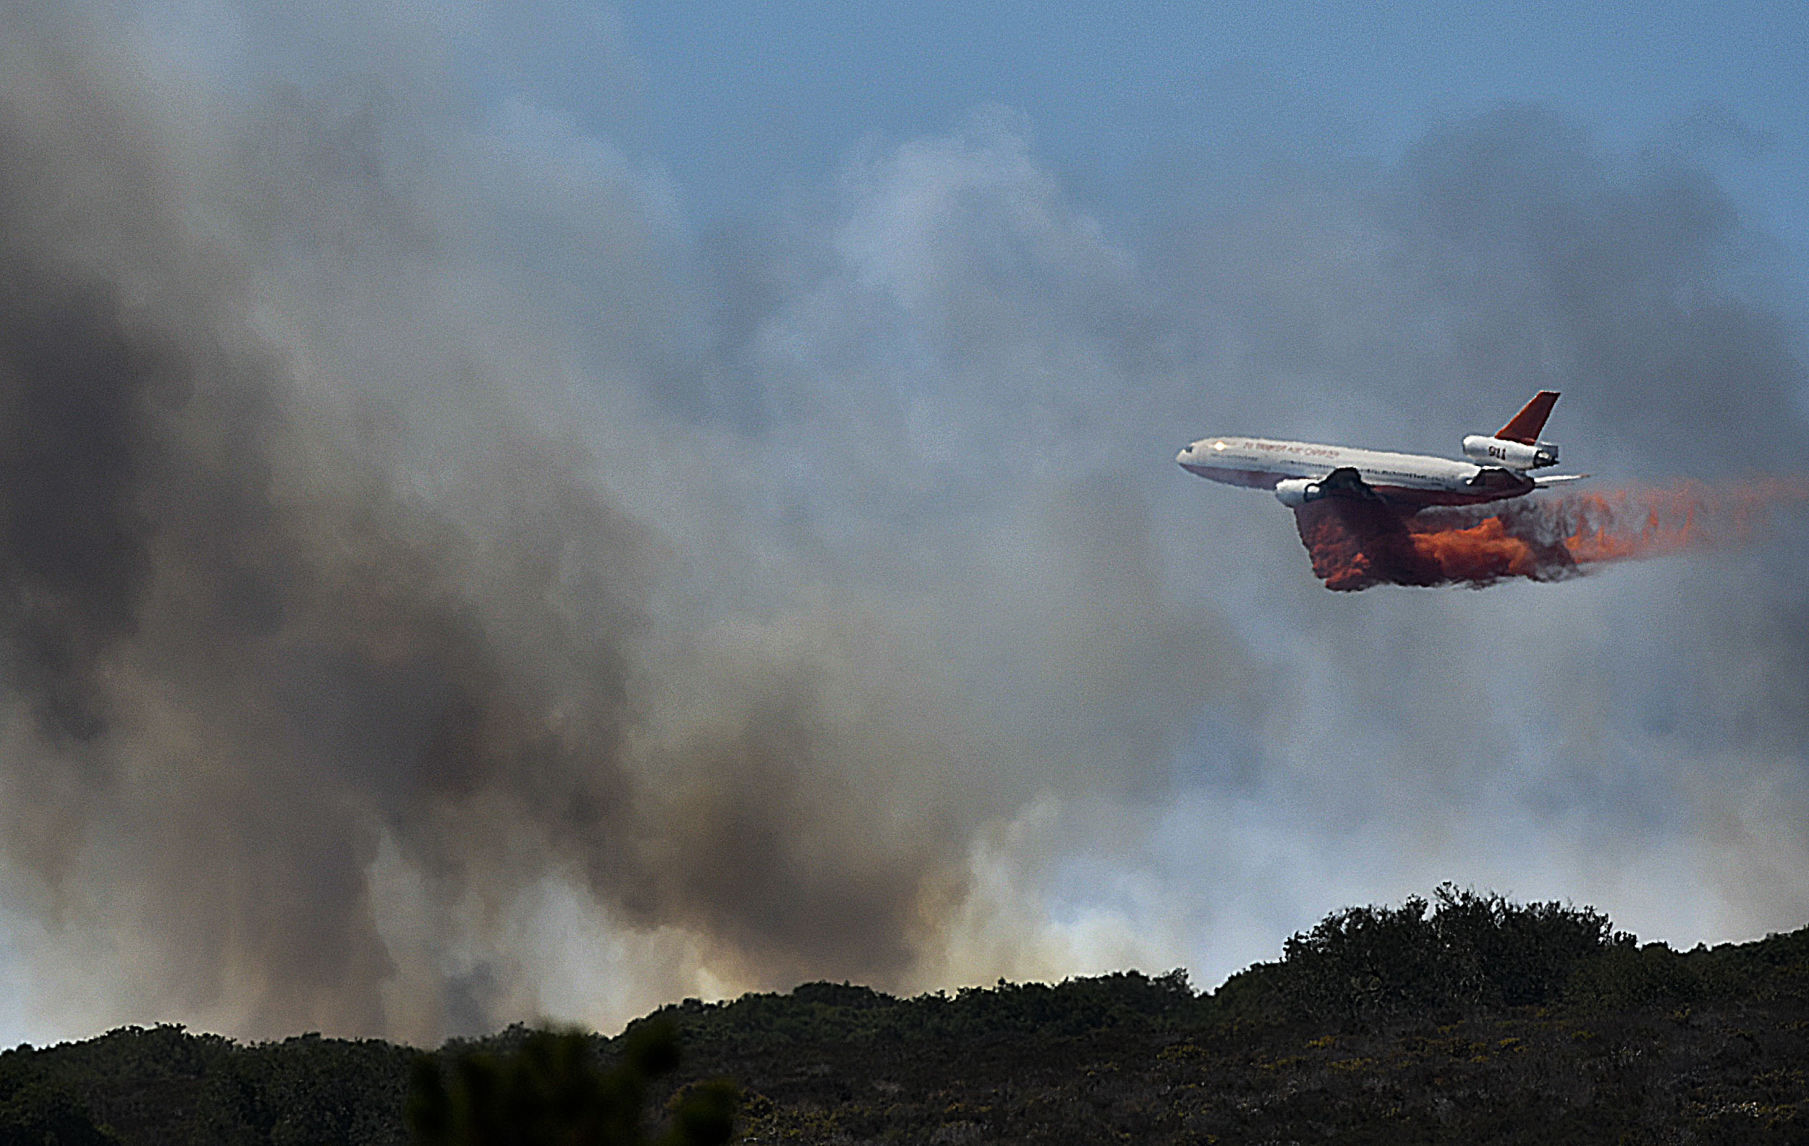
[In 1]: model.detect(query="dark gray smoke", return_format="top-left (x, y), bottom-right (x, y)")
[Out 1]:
top-left (0, 4), bottom-right (1231, 1042)
top-left (0, 11), bottom-right (651, 1035)
top-left (1, 4), bottom-right (1805, 1046)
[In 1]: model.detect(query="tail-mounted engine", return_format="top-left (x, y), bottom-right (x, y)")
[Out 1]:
top-left (1461, 435), bottom-right (1559, 470)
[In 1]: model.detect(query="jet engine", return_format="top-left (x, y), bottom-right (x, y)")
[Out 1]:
top-left (1274, 477), bottom-right (1326, 507)
top-left (1461, 435), bottom-right (1559, 469)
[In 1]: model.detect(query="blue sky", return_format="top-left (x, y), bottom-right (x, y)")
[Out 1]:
top-left (604, 3), bottom-right (1808, 248)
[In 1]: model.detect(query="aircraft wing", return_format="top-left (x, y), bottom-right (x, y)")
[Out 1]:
top-left (1316, 466), bottom-right (1378, 499)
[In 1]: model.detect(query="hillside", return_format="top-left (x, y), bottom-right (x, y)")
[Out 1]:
top-left (3, 887), bottom-right (1805, 1143)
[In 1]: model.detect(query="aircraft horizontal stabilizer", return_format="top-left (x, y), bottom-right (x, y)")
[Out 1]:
top-left (1533, 473), bottom-right (1589, 487)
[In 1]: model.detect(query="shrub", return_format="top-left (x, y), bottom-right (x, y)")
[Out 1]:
top-left (1272, 884), bottom-right (1629, 1024)
top-left (407, 1021), bottom-right (734, 1146)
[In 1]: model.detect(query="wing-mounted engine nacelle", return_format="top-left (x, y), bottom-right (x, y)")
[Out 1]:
top-left (1274, 477), bottom-right (1327, 508)
top-left (1461, 435), bottom-right (1559, 469)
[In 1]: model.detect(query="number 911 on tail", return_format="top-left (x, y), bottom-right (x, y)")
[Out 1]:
top-left (1177, 391), bottom-right (1585, 510)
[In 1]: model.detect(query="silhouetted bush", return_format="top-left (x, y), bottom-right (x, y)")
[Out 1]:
top-left (0, 1078), bottom-right (119, 1144)
top-left (1565, 941), bottom-right (1702, 1009)
top-left (1274, 883), bottom-right (1629, 1023)
top-left (407, 1020), bottom-right (734, 1146)
top-left (652, 968), bottom-right (1200, 1048)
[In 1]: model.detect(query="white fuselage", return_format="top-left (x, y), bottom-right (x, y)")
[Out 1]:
top-left (1176, 435), bottom-right (1534, 507)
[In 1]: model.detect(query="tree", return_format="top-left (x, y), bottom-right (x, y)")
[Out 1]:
top-left (1275, 884), bottom-right (1629, 1023)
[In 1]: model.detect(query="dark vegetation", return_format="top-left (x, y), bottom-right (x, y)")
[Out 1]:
top-left (408, 1023), bottom-right (733, 1146)
top-left (3, 886), bottom-right (1804, 1143)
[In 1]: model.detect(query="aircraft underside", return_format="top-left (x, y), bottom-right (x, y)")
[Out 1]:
top-left (1180, 462), bottom-right (1534, 510)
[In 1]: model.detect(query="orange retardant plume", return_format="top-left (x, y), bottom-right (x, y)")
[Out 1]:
top-left (1294, 480), bottom-right (1809, 592)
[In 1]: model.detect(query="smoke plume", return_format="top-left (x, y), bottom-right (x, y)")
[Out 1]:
top-left (0, 3), bottom-right (1236, 1043)
top-left (1296, 481), bottom-right (1809, 591)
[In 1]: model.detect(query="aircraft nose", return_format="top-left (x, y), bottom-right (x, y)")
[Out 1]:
top-left (1176, 444), bottom-right (1194, 465)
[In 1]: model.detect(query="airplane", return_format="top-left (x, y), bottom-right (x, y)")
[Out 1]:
top-left (1176, 390), bottom-right (1586, 509)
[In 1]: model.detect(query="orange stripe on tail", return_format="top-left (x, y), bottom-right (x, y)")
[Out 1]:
top-left (1496, 390), bottom-right (1560, 444)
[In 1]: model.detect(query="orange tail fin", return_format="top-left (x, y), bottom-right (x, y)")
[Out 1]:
top-left (1496, 391), bottom-right (1560, 444)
